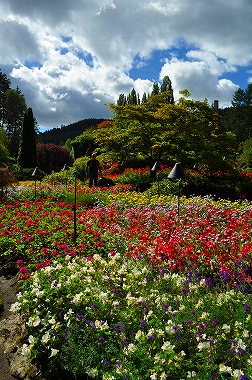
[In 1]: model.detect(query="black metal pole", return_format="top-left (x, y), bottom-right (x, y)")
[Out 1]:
top-left (73, 174), bottom-right (77, 242)
top-left (34, 179), bottom-right (37, 200)
top-left (177, 179), bottom-right (181, 219)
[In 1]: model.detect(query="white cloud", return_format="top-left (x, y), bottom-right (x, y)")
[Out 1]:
top-left (160, 51), bottom-right (239, 107)
top-left (0, 0), bottom-right (251, 129)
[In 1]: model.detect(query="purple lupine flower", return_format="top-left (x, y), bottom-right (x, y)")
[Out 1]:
top-left (147, 335), bottom-right (154, 341)
top-left (103, 360), bottom-right (110, 367)
top-left (76, 314), bottom-right (84, 320)
top-left (115, 360), bottom-right (122, 366)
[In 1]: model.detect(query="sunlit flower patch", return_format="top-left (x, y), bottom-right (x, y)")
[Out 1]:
top-left (1, 187), bottom-right (252, 378)
top-left (16, 253), bottom-right (252, 379)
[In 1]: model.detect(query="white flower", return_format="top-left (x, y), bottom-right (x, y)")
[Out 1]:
top-left (71, 292), bottom-right (83, 304)
top-left (222, 324), bottom-right (231, 332)
top-left (161, 341), bottom-right (175, 352)
top-left (50, 348), bottom-right (59, 357)
top-left (28, 335), bottom-right (36, 344)
top-left (197, 341), bottom-right (210, 350)
top-left (219, 364), bottom-right (232, 374)
top-left (41, 332), bottom-right (50, 344)
top-left (187, 371), bottom-right (197, 378)
top-left (135, 330), bottom-right (143, 340)
top-left (160, 372), bottom-right (167, 380)
top-left (20, 344), bottom-right (31, 356)
top-left (87, 368), bottom-right (99, 378)
top-left (9, 302), bottom-right (20, 312)
top-left (232, 369), bottom-right (244, 378)
top-left (243, 329), bottom-right (250, 338)
top-left (28, 315), bottom-right (40, 327)
top-left (150, 373), bottom-right (157, 380)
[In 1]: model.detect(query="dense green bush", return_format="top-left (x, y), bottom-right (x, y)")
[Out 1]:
top-left (115, 168), bottom-right (153, 191)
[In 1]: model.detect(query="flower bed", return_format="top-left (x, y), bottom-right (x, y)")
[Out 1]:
top-left (1, 187), bottom-right (252, 379)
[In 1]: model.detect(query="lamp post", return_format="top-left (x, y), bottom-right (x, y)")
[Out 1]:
top-left (73, 171), bottom-right (77, 243)
top-left (151, 161), bottom-right (160, 193)
top-left (61, 164), bottom-right (69, 189)
top-left (168, 162), bottom-right (185, 219)
top-left (31, 167), bottom-right (43, 200)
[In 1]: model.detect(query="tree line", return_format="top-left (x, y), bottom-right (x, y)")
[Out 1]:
top-left (1, 67), bottom-right (252, 177)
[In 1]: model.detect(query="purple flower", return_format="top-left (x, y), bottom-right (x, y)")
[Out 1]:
top-left (182, 288), bottom-right (190, 294)
top-left (147, 335), bottom-right (154, 341)
top-left (115, 360), bottom-right (122, 366)
top-left (211, 318), bottom-right (219, 326)
top-left (122, 341), bottom-right (129, 346)
top-left (103, 360), bottom-right (110, 367)
top-left (244, 304), bottom-right (250, 311)
top-left (140, 319), bottom-right (146, 327)
top-left (98, 337), bottom-right (105, 342)
top-left (76, 314), bottom-right (84, 320)
top-left (163, 304), bottom-right (169, 310)
top-left (240, 375), bottom-right (248, 380)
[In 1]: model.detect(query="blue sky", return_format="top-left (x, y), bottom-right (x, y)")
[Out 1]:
top-left (0, 0), bottom-right (251, 131)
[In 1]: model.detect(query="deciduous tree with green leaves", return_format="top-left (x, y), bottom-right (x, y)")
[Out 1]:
top-left (94, 92), bottom-right (236, 170)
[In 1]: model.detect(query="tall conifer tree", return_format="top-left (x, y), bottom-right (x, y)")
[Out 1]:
top-left (17, 107), bottom-right (37, 168)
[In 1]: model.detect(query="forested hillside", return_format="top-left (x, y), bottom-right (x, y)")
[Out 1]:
top-left (38, 118), bottom-right (106, 145)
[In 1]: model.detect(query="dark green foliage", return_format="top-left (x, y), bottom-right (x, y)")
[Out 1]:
top-left (17, 107), bottom-right (37, 168)
top-left (38, 118), bottom-right (106, 145)
top-left (222, 83), bottom-right (252, 143)
top-left (238, 138), bottom-right (252, 167)
top-left (4, 88), bottom-right (27, 156)
top-left (151, 81), bottom-right (160, 95)
top-left (160, 75), bottom-right (175, 104)
top-left (37, 143), bottom-right (73, 173)
top-left (0, 70), bottom-right (11, 126)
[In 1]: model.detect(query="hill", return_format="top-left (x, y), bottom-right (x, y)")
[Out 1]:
top-left (37, 118), bottom-right (106, 145)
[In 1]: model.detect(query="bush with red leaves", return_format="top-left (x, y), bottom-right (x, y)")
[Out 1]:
top-left (37, 143), bottom-right (73, 173)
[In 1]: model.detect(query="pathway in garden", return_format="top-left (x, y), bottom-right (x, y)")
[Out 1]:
top-left (0, 276), bottom-right (18, 380)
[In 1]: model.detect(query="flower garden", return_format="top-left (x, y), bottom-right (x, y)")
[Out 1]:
top-left (1, 182), bottom-right (252, 380)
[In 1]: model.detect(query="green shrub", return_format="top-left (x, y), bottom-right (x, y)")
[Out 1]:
top-left (116, 169), bottom-right (153, 191)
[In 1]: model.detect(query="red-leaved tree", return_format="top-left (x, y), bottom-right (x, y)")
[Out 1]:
top-left (37, 143), bottom-right (73, 173)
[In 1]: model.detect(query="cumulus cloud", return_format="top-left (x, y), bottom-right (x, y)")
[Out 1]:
top-left (0, 0), bottom-right (251, 129)
top-left (160, 51), bottom-right (239, 107)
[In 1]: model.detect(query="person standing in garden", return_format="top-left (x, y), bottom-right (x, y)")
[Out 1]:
top-left (86, 153), bottom-right (101, 186)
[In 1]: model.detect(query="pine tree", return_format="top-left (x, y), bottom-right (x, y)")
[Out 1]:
top-left (0, 70), bottom-right (11, 127)
top-left (160, 75), bottom-right (175, 104)
top-left (141, 92), bottom-right (148, 103)
top-left (151, 82), bottom-right (160, 95)
top-left (117, 94), bottom-right (126, 105)
top-left (17, 107), bottom-right (37, 168)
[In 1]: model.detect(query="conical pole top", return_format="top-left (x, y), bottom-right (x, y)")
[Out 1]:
top-left (32, 167), bottom-right (43, 179)
top-left (168, 162), bottom-right (185, 179)
top-left (151, 161), bottom-right (160, 172)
